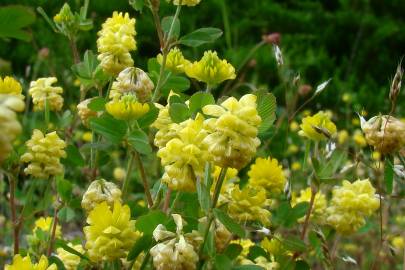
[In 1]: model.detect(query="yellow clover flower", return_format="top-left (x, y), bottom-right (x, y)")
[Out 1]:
top-left (291, 187), bottom-right (327, 224)
top-left (0, 95), bottom-right (24, 163)
top-left (151, 102), bottom-right (180, 149)
top-left (97, 12), bottom-right (136, 75)
top-left (361, 115), bottom-right (405, 154)
top-left (57, 243), bottom-right (84, 270)
top-left (326, 179), bottom-right (379, 235)
top-left (298, 111), bottom-right (337, 141)
top-left (248, 157), bottom-right (286, 195)
top-left (202, 94), bottom-right (261, 169)
top-left (106, 94), bottom-right (149, 121)
top-left (0, 76), bottom-right (24, 99)
top-left (84, 201), bottom-right (140, 262)
top-left (228, 185), bottom-right (271, 225)
top-left (185, 50), bottom-right (236, 87)
top-left (157, 47), bottom-right (191, 74)
top-left (5, 254), bottom-right (56, 270)
top-left (157, 114), bottom-right (209, 191)
top-left (33, 217), bottom-right (62, 238)
top-left (21, 129), bottom-right (66, 179)
top-left (29, 77), bottom-right (64, 111)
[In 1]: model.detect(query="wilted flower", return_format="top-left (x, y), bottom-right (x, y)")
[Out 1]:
top-left (29, 77), bottom-right (64, 111)
top-left (21, 129), bottom-right (66, 179)
top-left (326, 179), bottom-right (379, 235)
top-left (106, 94), bottom-right (149, 121)
top-left (81, 179), bottom-right (122, 212)
top-left (185, 50), bottom-right (236, 87)
top-left (5, 254), bottom-right (56, 270)
top-left (57, 243), bottom-right (84, 270)
top-left (202, 94), bottom-right (261, 169)
top-left (158, 47), bottom-right (191, 74)
top-left (361, 115), bottom-right (405, 154)
top-left (84, 201), bottom-right (140, 262)
top-left (97, 12), bottom-right (136, 75)
top-left (248, 157), bottom-right (286, 195)
top-left (109, 67), bottom-right (154, 103)
top-left (77, 98), bottom-right (98, 127)
top-left (299, 111), bottom-right (337, 141)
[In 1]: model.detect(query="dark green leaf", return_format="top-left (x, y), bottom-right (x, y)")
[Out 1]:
top-left (87, 97), bottom-right (106, 112)
top-left (224, 243), bottom-right (243, 260)
top-left (56, 177), bottom-right (73, 202)
top-left (189, 92), bottom-right (215, 113)
top-left (58, 206), bottom-right (75, 222)
top-left (127, 234), bottom-right (153, 260)
top-left (136, 210), bottom-right (168, 235)
top-left (283, 236), bottom-right (307, 252)
top-left (130, 0), bottom-right (144, 12)
top-left (137, 103), bottom-right (159, 128)
top-left (48, 255), bottom-right (67, 270)
top-left (63, 144), bottom-right (85, 167)
top-left (161, 75), bottom-right (190, 96)
top-left (213, 208), bottom-right (246, 238)
top-left (291, 202), bottom-right (309, 221)
top-left (179, 27), bottom-right (223, 47)
top-left (162, 16), bottom-right (180, 38)
top-left (385, 155), bottom-right (394, 194)
top-left (169, 103), bottom-right (191, 123)
top-left (89, 114), bottom-right (127, 144)
top-left (248, 245), bottom-right (268, 260)
top-left (127, 129), bottom-right (152, 155)
top-left (295, 260), bottom-right (310, 270)
top-left (196, 178), bottom-right (211, 213)
top-left (256, 91), bottom-right (276, 134)
top-left (0, 6), bottom-right (35, 41)
top-left (215, 254), bottom-right (232, 270)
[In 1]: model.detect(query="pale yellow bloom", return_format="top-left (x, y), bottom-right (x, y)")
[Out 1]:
top-left (291, 162), bottom-right (301, 171)
top-left (391, 236), bottom-right (404, 250)
top-left (81, 179), bottom-right (122, 212)
top-left (21, 129), bottom-right (66, 179)
top-left (298, 111), bottom-right (337, 141)
top-left (97, 12), bottom-right (136, 75)
top-left (353, 129), bottom-right (367, 148)
top-left (0, 76), bottom-right (23, 99)
top-left (337, 130), bottom-right (349, 145)
top-left (33, 217), bottom-right (62, 238)
top-left (185, 50), bottom-right (236, 86)
top-left (82, 131), bottom-right (93, 142)
top-left (248, 157), bottom-right (286, 195)
top-left (84, 201), bottom-right (140, 262)
top-left (289, 121), bottom-right (299, 132)
top-left (106, 94), bottom-right (149, 121)
top-left (152, 103), bottom-right (179, 149)
top-left (157, 47), bottom-right (191, 74)
top-left (202, 94), bottom-right (261, 169)
top-left (5, 255), bottom-right (56, 270)
top-left (113, 167), bottom-right (126, 181)
top-left (29, 77), bottom-right (63, 111)
top-left (57, 243), bottom-right (84, 270)
top-left (326, 179), bottom-right (379, 235)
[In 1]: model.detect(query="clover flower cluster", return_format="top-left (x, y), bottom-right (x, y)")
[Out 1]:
top-left (248, 157), bottom-right (286, 195)
top-left (81, 179), bottom-right (122, 212)
top-left (29, 77), bottom-right (64, 111)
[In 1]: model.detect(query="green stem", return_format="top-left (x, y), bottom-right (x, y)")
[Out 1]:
top-left (134, 151), bottom-right (154, 207)
top-left (122, 151), bottom-right (135, 199)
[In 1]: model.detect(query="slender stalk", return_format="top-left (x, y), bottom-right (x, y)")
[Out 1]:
top-left (69, 37), bottom-right (80, 64)
top-left (300, 184), bottom-right (317, 240)
top-left (134, 151), bottom-right (154, 208)
top-left (122, 151), bottom-right (135, 199)
top-left (8, 174), bottom-right (19, 255)
top-left (47, 202), bottom-right (60, 256)
top-left (148, 1), bottom-right (164, 48)
top-left (163, 188), bottom-right (172, 213)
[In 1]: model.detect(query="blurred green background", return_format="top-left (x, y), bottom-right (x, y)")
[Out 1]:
top-left (0, 0), bottom-right (404, 116)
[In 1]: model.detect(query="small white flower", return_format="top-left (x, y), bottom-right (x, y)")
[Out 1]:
top-left (273, 45), bottom-right (283, 66)
top-left (314, 78), bottom-right (332, 95)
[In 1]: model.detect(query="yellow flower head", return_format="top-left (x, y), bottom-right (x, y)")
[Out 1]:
top-left (171, 0), bottom-right (202, 6)
top-left (5, 254), bottom-right (56, 270)
top-left (391, 236), bottom-right (404, 250)
top-left (352, 129), bottom-right (367, 148)
top-left (185, 50), bottom-right (236, 86)
top-left (248, 157), bottom-right (286, 195)
top-left (97, 12), bottom-right (136, 75)
top-left (0, 95), bottom-right (25, 163)
top-left (113, 167), bottom-right (126, 181)
top-left (299, 111), bottom-right (336, 141)
top-left (109, 67), bottom-right (154, 103)
top-left (21, 129), bottom-right (66, 179)
top-left (81, 179), bottom-right (122, 212)
top-left (291, 188), bottom-right (327, 224)
top-left (84, 201), bottom-right (140, 262)
top-left (0, 76), bottom-right (23, 99)
top-left (57, 243), bottom-right (84, 270)
top-left (53, 3), bottom-right (74, 25)
top-left (261, 234), bottom-right (290, 257)
top-left (29, 77), bottom-right (64, 111)
top-left (228, 185), bottom-right (271, 225)
top-left (337, 130), bottom-right (349, 145)
top-left (157, 47), bottom-right (191, 74)
top-left (33, 216), bottom-right (62, 238)
top-left (326, 179), bottom-right (379, 235)
top-left (157, 114), bottom-right (209, 191)
top-left (151, 102), bottom-right (180, 149)
top-left (202, 94), bottom-right (261, 169)
top-left (361, 115), bottom-right (405, 154)
top-left (106, 94), bottom-right (149, 121)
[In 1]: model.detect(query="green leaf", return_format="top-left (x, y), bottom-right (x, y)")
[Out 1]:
top-left (127, 129), bottom-right (152, 155)
top-left (295, 260), bottom-right (310, 270)
top-left (137, 103), bottom-right (159, 128)
top-left (56, 177), bottom-right (73, 202)
top-left (291, 202), bottom-right (309, 221)
top-left (385, 155), bottom-right (394, 194)
top-left (248, 245), bottom-right (268, 260)
top-left (196, 178), bottom-right (211, 213)
top-left (162, 16), bottom-right (180, 39)
top-left (213, 208), bottom-right (246, 238)
top-left (189, 92), bottom-right (215, 114)
top-left (89, 114), bottom-right (127, 144)
top-left (318, 149), bottom-right (347, 179)
top-left (224, 243), bottom-right (243, 260)
top-left (256, 91), bottom-right (276, 134)
top-left (63, 144), bottom-right (85, 167)
top-left (0, 5), bottom-right (35, 41)
top-left (232, 266), bottom-right (264, 270)
top-left (58, 206), bottom-right (75, 222)
top-left (87, 97), bottom-right (106, 112)
top-left (129, 0), bottom-right (144, 12)
top-left (169, 103), bottom-right (191, 123)
top-left (55, 239), bottom-right (90, 261)
top-left (135, 210), bottom-right (168, 235)
top-left (127, 235), bottom-right (153, 260)
top-left (161, 75), bottom-right (190, 96)
top-left (179, 27), bottom-right (223, 47)
top-left (282, 236), bottom-right (307, 252)
top-left (215, 254), bottom-right (232, 270)
top-left (71, 50), bottom-right (109, 89)
top-left (48, 255), bottom-right (67, 270)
